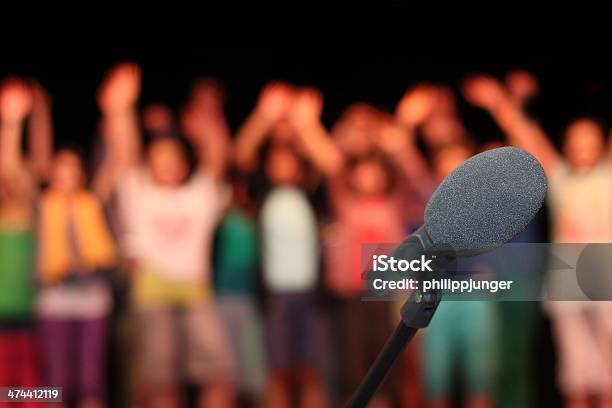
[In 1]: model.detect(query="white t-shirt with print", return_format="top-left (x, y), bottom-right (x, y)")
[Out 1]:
top-left (118, 168), bottom-right (229, 282)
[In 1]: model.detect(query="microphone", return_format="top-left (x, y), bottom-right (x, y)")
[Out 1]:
top-left (349, 146), bottom-right (547, 407)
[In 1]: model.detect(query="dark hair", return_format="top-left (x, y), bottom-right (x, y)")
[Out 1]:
top-left (52, 144), bottom-right (88, 186)
top-left (346, 151), bottom-right (397, 194)
top-left (563, 116), bottom-right (607, 142)
top-left (145, 135), bottom-right (198, 179)
top-left (54, 143), bottom-right (86, 164)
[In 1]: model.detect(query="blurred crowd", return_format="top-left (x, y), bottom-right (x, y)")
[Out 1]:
top-left (0, 63), bottom-right (611, 408)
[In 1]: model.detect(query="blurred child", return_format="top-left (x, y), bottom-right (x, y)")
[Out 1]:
top-left (37, 146), bottom-right (117, 408)
top-left (421, 144), bottom-right (498, 408)
top-left (190, 78), bottom-right (267, 404)
top-left (396, 83), bottom-right (471, 151)
top-left (399, 82), bottom-right (500, 408)
top-left (96, 64), bottom-right (235, 408)
top-left (213, 170), bottom-right (267, 403)
top-left (473, 76), bottom-right (545, 408)
top-left (464, 72), bottom-right (612, 408)
top-left (288, 90), bottom-right (434, 406)
top-left (235, 82), bottom-right (327, 408)
top-left (0, 78), bottom-right (50, 405)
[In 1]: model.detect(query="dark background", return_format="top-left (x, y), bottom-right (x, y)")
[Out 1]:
top-left (2, 48), bottom-right (612, 152)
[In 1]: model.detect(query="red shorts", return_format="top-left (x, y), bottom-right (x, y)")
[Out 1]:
top-left (0, 328), bottom-right (40, 408)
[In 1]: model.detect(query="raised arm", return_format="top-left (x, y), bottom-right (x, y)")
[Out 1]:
top-left (377, 114), bottom-right (435, 198)
top-left (93, 63), bottom-right (142, 201)
top-left (181, 79), bottom-right (231, 181)
top-left (0, 78), bottom-right (32, 178)
top-left (462, 73), bottom-right (561, 177)
top-left (234, 82), bottom-right (294, 171)
top-left (505, 69), bottom-right (540, 108)
top-left (27, 81), bottom-right (53, 181)
top-left (395, 83), bottom-right (438, 129)
top-left (288, 87), bottom-right (344, 177)
top-left (393, 84), bottom-right (438, 177)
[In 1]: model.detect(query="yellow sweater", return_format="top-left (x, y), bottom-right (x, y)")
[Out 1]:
top-left (38, 189), bottom-right (117, 283)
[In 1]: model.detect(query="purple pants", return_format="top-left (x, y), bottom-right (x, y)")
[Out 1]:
top-left (39, 317), bottom-right (108, 402)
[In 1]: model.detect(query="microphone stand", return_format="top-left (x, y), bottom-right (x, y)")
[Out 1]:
top-left (348, 227), bottom-right (455, 407)
top-left (348, 288), bottom-right (441, 407)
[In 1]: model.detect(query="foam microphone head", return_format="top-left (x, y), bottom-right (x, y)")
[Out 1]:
top-left (424, 146), bottom-right (547, 254)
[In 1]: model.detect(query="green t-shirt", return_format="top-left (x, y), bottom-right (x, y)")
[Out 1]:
top-left (213, 209), bottom-right (259, 295)
top-left (0, 229), bottom-right (36, 319)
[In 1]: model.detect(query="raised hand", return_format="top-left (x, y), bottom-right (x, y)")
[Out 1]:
top-left (396, 83), bottom-right (437, 127)
top-left (377, 116), bottom-right (410, 155)
top-left (255, 82), bottom-right (295, 123)
top-left (0, 77), bottom-right (32, 124)
top-left (190, 78), bottom-right (225, 113)
top-left (461, 74), bottom-right (507, 111)
top-left (143, 104), bottom-right (174, 135)
top-left (30, 80), bottom-right (52, 113)
top-left (97, 62), bottom-right (141, 114)
top-left (181, 104), bottom-right (204, 142)
top-left (289, 87), bottom-right (323, 128)
top-left (94, 63), bottom-right (142, 201)
top-left (28, 80), bottom-right (53, 180)
top-left (505, 70), bottom-right (539, 104)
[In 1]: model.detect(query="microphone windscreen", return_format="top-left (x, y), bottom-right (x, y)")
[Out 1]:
top-left (424, 146), bottom-right (547, 253)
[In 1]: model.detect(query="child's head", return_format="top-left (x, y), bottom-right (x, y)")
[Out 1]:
top-left (50, 148), bottom-right (85, 192)
top-left (142, 104), bottom-right (175, 138)
top-left (190, 77), bottom-right (225, 110)
top-left (269, 118), bottom-right (296, 144)
top-left (432, 143), bottom-right (473, 181)
top-left (348, 153), bottom-right (394, 196)
top-left (563, 118), bottom-right (606, 170)
top-left (333, 104), bottom-right (381, 156)
top-left (146, 137), bottom-right (192, 187)
top-left (422, 114), bottom-right (465, 150)
top-left (226, 167), bottom-right (252, 209)
top-left (265, 144), bottom-right (304, 186)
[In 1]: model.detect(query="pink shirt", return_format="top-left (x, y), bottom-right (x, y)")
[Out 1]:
top-left (324, 193), bottom-right (405, 295)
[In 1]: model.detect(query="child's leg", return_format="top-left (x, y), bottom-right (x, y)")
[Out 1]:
top-left (265, 371), bottom-right (291, 408)
top-left (15, 328), bottom-right (40, 388)
top-left (240, 298), bottom-right (268, 399)
top-left (422, 303), bottom-right (454, 406)
top-left (595, 305), bottom-right (612, 407)
top-left (296, 293), bottom-right (327, 408)
top-left (298, 367), bottom-right (327, 408)
top-left (183, 301), bottom-right (235, 408)
top-left (265, 295), bottom-right (292, 408)
top-left (496, 301), bottom-right (538, 408)
top-left (462, 302), bottom-right (497, 408)
top-left (10, 328), bottom-right (41, 408)
top-left (133, 307), bottom-right (180, 408)
top-left (0, 330), bottom-right (17, 387)
top-left (364, 301), bottom-right (395, 406)
top-left (551, 307), bottom-right (603, 404)
top-left (220, 296), bottom-right (267, 399)
top-left (77, 317), bottom-right (109, 408)
top-left (333, 297), bottom-right (366, 404)
top-left (39, 318), bottom-right (74, 402)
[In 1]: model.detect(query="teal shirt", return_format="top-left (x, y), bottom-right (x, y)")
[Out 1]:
top-left (213, 209), bottom-right (259, 295)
